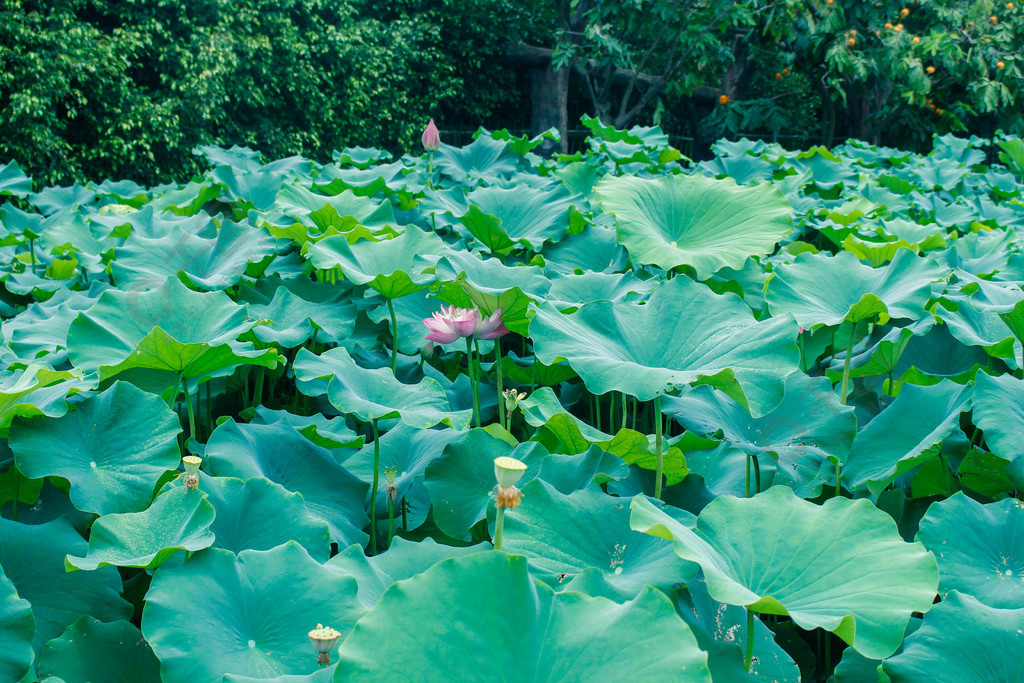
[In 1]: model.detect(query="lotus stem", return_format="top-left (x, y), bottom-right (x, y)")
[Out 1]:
top-left (621, 391), bottom-right (628, 432)
top-left (387, 298), bottom-right (398, 375)
top-left (183, 380), bottom-right (197, 441)
top-left (11, 476), bottom-right (18, 522)
top-left (495, 338), bottom-right (505, 428)
top-left (840, 319), bottom-right (857, 405)
top-left (168, 371), bottom-right (184, 409)
top-left (369, 418), bottom-right (380, 555)
top-left (28, 238), bottom-right (36, 275)
top-left (594, 394), bottom-right (602, 431)
top-left (205, 381), bottom-right (212, 437)
top-left (609, 391), bottom-right (615, 432)
top-left (654, 394), bottom-right (664, 499)
top-left (426, 150), bottom-right (434, 190)
top-left (387, 494), bottom-right (395, 546)
top-left (252, 367), bottom-right (265, 410)
top-left (494, 506), bottom-right (506, 551)
top-left (744, 609), bottom-right (755, 673)
top-left (466, 338), bottom-right (481, 428)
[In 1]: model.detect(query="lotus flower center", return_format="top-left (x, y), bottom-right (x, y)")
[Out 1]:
top-left (248, 639), bottom-right (256, 648)
top-left (89, 461), bottom-right (97, 468)
top-left (670, 241), bottom-right (678, 248)
top-left (1005, 569), bottom-right (1013, 577)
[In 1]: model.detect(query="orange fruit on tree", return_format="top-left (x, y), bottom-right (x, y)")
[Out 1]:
top-left (998, 60), bottom-right (1006, 68)
top-left (848, 37), bottom-right (856, 46)
top-left (912, 36), bottom-right (920, 43)
top-left (927, 65), bottom-right (936, 73)
top-left (776, 72), bottom-right (783, 79)
top-left (885, 22), bottom-right (894, 29)
top-left (783, 68), bottom-right (790, 75)
top-left (901, 7), bottom-right (910, 16)
top-left (1008, 2), bottom-right (1014, 8)
top-left (719, 94), bottom-right (729, 105)
top-left (895, 23), bottom-right (904, 31)
top-left (991, 15), bottom-right (998, 22)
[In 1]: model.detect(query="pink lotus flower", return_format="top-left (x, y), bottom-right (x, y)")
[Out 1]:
top-left (423, 306), bottom-right (480, 344)
top-left (422, 306), bottom-right (510, 344)
top-left (421, 119), bottom-right (441, 151)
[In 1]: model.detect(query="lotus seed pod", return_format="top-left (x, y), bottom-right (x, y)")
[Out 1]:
top-left (309, 623), bottom-right (342, 666)
top-left (182, 456), bottom-right (202, 476)
top-left (494, 456), bottom-right (527, 488)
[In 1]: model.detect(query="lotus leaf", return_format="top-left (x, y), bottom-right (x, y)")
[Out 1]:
top-left (916, 492), bottom-right (1024, 608)
top-left (842, 380), bottom-right (972, 495)
top-left (65, 487), bottom-right (215, 571)
top-left (0, 568), bottom-right (33, 682)
top-left (0, 517), bottom-right (131, 652)
top-left (630, 486), bottom-right (938, 659)
top-left (531, 276), bottom-right (799, 412)
top-left (36, 617), bottom-right (160, 683)
top-left (204, 419), bottom-right (369, 547)
top-left (502, 480), bottom-right (696, 593)
top-left (143, 543), bottom-right (365, 682)
top-left (764, 249), bottom-right (944, 328)
top-left (11, 381), bottom-right (181, 515)
top-left (882, 592), bottom-right (1024, 683)
top-left (66, 276), bottom-right (280, 389)
top-left (332, 552), bottom-right (712, 681)
top-left (594, 172), bottom-right (792, 278)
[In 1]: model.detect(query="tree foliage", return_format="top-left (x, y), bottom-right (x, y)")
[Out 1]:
top-left (0, 0), bottom-right (523, 185)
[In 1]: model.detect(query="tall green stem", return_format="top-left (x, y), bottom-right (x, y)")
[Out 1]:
top-left (654, 395), bottom-right (664, 499)
top-left (183, 380), bottom-right (197, 442)
top-left (369, 418), bottom-right (380, 555)
top-left (466, 338), bottom-right (481, 428)
top-left (744, 609), bottom-right (756, 673)
top-left (494, 338), bottom-right (505, 428)
top-left (387, 298), bottom-right (398, 375)
top-left (387, 495), bottom-right (395, 546)
top-left (426, 150), bottom-right (434, 189)
top-left (252, 368), bottom-right (265, 410)
top-left (494, 506), bottom-right (506, 551)
top-left (840, 320), bottom-right (857, 405)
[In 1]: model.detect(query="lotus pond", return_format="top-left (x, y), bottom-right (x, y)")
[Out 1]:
top-left (1, 119), bottom-right (1024, 682)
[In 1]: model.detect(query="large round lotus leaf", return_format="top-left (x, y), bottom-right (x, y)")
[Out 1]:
top-left (306, 226), bottom-right (444, 299)
top-left (0, 366), bottom-right (86, 438)
top-left (593, 172), bottom-right (792, 278)
top-left (540, 224), bottom-right (627, 274)
top-left (662, 373), bottom-right (857, 496)
top-left (65, 487), bottom-right (215, 571)
top-left (328, 537), bottom-right (489, 609)
top-left (459, 185), bottom-right (573, 252)
top-left (37, 617), bottom-right (159, 683)
top-left (66, 276), bottom-right (280, 386)
top-left (764, 249), bottom-right (943, 328)
top-left (185, 474), bottom-right (331, 562)
top-left (531, 276), bottom-right (799, 412)
top-left (110, 219), bottom-right (276, 291)
top-left (342, 424), bottom-right (460, 531)
top-left (423, 429), bottom-right (547, 541)
top-left (882, 592), bottom-right (1024, 683)
top-left (0, 517), bottom-right (131, 652)
top-left (842, 380), bottom-right (971, 496)
top-left (224, 669), bottom-right (335, 683)
top-left (916, 492), bottom-right (1024, 608)
top-left (332, 552), bottom-right (712, 681)
top-left (973, 372), bottom-right (1024, 478)
top-left (143, 543), bottom-right (365, 682)
top-left (205, 419), bottom-right (369, 547)
top-left (630, 486), bottom-right (939, 659)
top-left (311, 346), bottom-right (470, 429)
top-left (0, 568), bottom-right (33, 682)
top-left (10, 381), bottom-right (181, 515)
top-left (502, 480), bottom-right (695, 593)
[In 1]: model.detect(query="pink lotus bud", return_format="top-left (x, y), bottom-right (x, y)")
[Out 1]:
top-left (422, 119), bottom-right (441, 151)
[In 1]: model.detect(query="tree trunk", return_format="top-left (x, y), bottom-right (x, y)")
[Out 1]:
top-left (721, 34), bottom-right (755, 102)
top-left (530, 64), bottom-right (569, 154)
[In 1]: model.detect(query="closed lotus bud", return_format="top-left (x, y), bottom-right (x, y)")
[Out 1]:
top-left (421, 119), bottom-right (441, 151)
